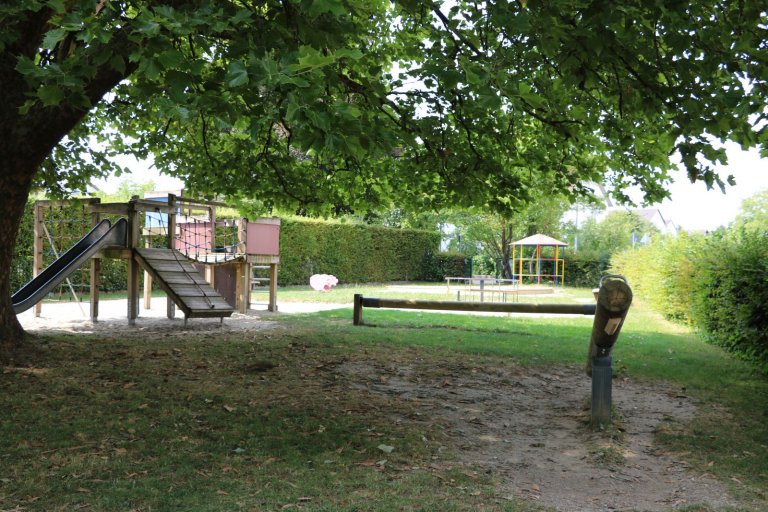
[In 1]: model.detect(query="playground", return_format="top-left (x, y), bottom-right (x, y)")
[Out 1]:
top-left (5, 282), bottom-right (765, 511)
top-left (4, 199), bottom-right (765, 511)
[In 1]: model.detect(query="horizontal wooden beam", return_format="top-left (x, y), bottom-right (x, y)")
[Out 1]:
top-left (353, 295), bottom-right (595, 325)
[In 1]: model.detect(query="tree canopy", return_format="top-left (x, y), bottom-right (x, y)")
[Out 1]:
top-left (8, 1), bottom-right (768, 213)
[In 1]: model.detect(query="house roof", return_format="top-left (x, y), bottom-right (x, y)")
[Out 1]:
top-left (511, 233), bottom-right (568, 246)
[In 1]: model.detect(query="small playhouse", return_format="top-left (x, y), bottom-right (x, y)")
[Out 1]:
top-left (20, 192), bottom-right (281, 325)
top-left (510, 233), bottom-right (567, 285)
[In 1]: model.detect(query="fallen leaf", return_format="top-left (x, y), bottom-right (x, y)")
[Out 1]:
top-left (223, 405), bottom-right (236, 413)
top-left (378, 444), bottom-right (395, 454)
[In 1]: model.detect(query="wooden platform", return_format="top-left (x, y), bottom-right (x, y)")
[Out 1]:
top-left (134, 248), bottom-right (234, 320)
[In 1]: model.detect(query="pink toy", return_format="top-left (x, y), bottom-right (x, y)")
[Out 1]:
top-left (309, 274), bottom-right (339, 292)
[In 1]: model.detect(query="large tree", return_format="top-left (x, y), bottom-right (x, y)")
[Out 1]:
top-left (2, 1), bottom-right (767, 357)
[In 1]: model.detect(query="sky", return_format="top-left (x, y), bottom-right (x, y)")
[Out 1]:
top-left (653, 144), bottom-right (768, 231)
top-left (92, 143), bottom-right (768, 233)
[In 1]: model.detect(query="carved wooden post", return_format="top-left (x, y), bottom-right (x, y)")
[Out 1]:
top-left (587, 275), bottom-right (633, 426)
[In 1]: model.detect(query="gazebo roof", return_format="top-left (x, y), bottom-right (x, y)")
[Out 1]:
top-left (511, 233), bottom-right (568, 246)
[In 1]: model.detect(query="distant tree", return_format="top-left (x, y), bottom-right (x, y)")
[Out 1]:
top-left (94, 179), bottom-right (157, 203)
top-left (575, 211), bottom-right (660, 260)
top-left (447, 196), bottom-right (570, 278)
top-left (733, 190), bottom-right (768, 233)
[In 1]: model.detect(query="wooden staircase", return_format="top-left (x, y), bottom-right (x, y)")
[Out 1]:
top-left (134, 248), bottom-right (234, 322)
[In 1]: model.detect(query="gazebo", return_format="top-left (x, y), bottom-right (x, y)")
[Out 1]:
top-left (510, 234), bottom-right (568, 285)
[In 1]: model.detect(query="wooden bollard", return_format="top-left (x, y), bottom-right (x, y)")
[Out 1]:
top-left (587, 275), bottom-right (632, 427)
top-left (353, 294), bottom-right (364, 325)
top-left (586, 276), bottom-right (633, 375)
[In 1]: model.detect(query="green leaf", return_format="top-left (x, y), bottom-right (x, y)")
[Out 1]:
top-left (15, 57), bottom-right (37, 76)
top-left (308, 0), bottom-right (347, 17)
top-left (225, 61), bottom-right (249, 87)
top-left (109, 54), bottom-right (126, 74)
top-left (157, 49), bottom-right (184, 69)
top-left (231, 8), bottom-right (253, 25)
top-left (38, 84), bottom-right (65, 106)
top-left (42, 28), bottom-right (67, 50)
top-left (296, 47), bottom-right (336, 71)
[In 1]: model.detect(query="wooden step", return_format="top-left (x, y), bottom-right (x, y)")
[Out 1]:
top-left (134, 248), bottom-right (234, 319)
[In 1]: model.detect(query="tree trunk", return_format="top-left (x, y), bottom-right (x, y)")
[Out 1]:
top-left (500, 222), bottom-right (514, 280)
top-left (0, 171), bottom-right (35, 361)
top-left (0, 14), bottom-right (132, 362)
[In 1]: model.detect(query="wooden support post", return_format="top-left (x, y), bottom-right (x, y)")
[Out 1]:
top-left (32, 203), bottom-right (43, 317)
top-left (353, 294), bottom-right (364, 325)
top-left (206, 204), bottom-right (216, 288)
top-left (167, 194), bottom-right (176, 319)
top-left (127, 197), bottom-right (140, 325)
top-left (235, 262), bottom-right (247, 314)
top-left (235, 218), bottom-right (248, 314)
top-left (143, 237), bottom-right (153, 310)
top-left (90, 204), bottom-right (101, 322)
top-left (587, 275), bottom-right (633, 427)
top-left (268, 263), bottom-right (278, 312)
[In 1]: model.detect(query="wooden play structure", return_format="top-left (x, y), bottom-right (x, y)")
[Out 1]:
top-left (510, 234), bottom-right (567, 285)
top-left (21, 194), bottom-right (281, 325)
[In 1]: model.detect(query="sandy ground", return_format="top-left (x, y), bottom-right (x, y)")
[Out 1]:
top-left (17, 298), bottom-right (740, 511)
top-left (17, 297), bottom-right (345, 334)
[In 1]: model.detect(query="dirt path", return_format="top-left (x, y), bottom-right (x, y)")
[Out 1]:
top-left (339, 360), bottom-right (735, 512)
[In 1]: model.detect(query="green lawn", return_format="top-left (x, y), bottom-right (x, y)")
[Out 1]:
top-left (2, 285), bottom-right (766, 511)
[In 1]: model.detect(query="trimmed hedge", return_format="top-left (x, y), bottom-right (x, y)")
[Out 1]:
top-left (278, 218), bottom-right (460, 285)
top-left (611, 231), bottom-right (768, 371)
top-left (611, 233), bottom-right (705, 324)
top-left (689, 231), bottom-right (768, 372)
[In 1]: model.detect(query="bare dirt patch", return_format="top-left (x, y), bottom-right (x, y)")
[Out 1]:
top-left (338, 359), bottom-right (735, 512)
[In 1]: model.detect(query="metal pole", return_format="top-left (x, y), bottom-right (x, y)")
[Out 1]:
top-left (591, 355), bottom-right (613, 426)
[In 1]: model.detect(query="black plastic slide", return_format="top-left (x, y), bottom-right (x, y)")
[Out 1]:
top-left (12, 218), bottom-right (128, 314)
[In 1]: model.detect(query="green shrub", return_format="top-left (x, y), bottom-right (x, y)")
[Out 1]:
top-left (420, 251), bottom-right (471, 281)
top-left (564, 253), bottom-right (609, 288)
top-left (471, 254), bottom-right (496, 276)
top-left (611, 233), bottom-right (706, 323)
top-left (690, 231), bottom-right (768, 371)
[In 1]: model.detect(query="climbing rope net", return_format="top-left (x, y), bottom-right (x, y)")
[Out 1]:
top-left (144, 200), bottom-right (243, 264)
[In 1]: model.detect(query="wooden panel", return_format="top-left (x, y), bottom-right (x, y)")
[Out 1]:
top-left (159, 274), bottom-right (210, 285)
top-left (168, 284), bottom-right (220, 297)
top-left (146, 261), bottom-right (200, 273)
top-left (137, 248), bottom-right (191, 261)
top-left (183, 298), bottom-right (233, 310)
